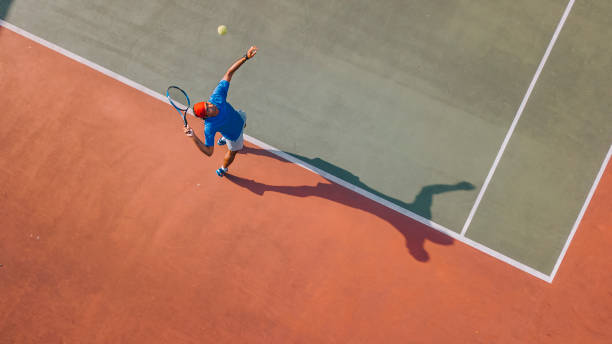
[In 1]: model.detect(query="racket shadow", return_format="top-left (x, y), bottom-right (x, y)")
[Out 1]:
top-left (230, 147), bottom-right (475, 262)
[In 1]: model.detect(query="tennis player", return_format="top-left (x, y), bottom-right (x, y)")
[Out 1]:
top-left (184, 46), bottom-right (257, 177)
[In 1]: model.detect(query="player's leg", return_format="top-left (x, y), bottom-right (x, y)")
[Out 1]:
top-left (217, 111), bottom-right (247, 177)
top-left (222, 150), bottom-right (238, 169)
top-left (216, 133), bottom-right (244, 177)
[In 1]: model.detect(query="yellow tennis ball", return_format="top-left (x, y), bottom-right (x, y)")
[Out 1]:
top-left (217, 25), bottom-right (227, 35)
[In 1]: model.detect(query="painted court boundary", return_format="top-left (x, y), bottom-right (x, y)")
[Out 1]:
top-left (460, 0), bottom-right (576, 237)
top-left (0, 15), bottom-right (604, 283)
top-left (455, 0), bottom-right (610, 282)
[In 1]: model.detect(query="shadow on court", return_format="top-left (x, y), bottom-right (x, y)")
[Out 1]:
top-left (227, 147), bottom-right (475, 262)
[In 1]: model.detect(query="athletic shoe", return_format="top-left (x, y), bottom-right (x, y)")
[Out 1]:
top-left (216, 167), bottom-right (227, 177)
top-left (217, 137), bottom-right (227, 146)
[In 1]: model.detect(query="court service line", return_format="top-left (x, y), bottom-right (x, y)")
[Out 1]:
top-left (548, 145), bottom-right (612, 281)
top-left (460, 0), bottom-right (576, 237)
top-left (0, 19), bottom-right (551, 282)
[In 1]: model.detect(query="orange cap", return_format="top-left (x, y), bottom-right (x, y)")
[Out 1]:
top-left (193, 102), bottom-right (206, 118)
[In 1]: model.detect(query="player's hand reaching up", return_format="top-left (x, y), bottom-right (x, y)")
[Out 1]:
top-left (246, 46), bottom-right (257, 59)
top-left (184, 126), bottom-right (194, 137)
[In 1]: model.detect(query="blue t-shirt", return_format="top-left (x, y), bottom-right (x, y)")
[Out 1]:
top-left (203, 80), bottom-right (245, 146)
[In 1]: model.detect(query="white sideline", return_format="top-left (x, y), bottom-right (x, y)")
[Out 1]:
top-left (548, 145), bottom-right (612, 281)
top-left (461, 0), bottom-right (576, 237)
top-left (244, 135), bottom-right (553, 282)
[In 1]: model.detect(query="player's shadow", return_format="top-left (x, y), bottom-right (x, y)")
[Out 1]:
top-left (226, 147), bottom-right (475, 262)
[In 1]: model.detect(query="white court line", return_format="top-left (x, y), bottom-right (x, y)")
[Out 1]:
top-left (460, 0), bottom-right (576, 236)
top-left (548, 145), bottom-right (612, 281)
top-left (0, 20), bottom-right (195, 117)
top-left (0, 17), bottom-right (589, 283)
top-left (242, 137), bottom-right (554, 282)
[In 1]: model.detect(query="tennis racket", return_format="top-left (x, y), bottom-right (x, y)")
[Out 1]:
top-left (166, 85), bottom-right (191, 127)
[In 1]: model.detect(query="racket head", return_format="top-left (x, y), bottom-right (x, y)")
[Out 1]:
top-left (166, 86), bottom-right (191, 112)
top-left (166, 85), bottom-right (190, 127)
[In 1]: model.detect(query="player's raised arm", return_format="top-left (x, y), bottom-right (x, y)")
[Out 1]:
top-left (222, 46), bottom-right (258, 82)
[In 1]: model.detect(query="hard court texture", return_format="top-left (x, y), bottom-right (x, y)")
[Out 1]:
top-left (2, 0), bottom-right (611, 274)
top-left (1, 26), bottom-right (612, 343)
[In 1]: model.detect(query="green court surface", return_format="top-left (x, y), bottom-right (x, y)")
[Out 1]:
top-left (2, 0), bottom-right (610, 276)
top-left (465, 0), bottom-right (612, 273)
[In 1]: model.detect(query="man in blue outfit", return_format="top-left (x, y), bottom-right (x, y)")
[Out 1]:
top-left (184, 46), bottom-right (257, 177)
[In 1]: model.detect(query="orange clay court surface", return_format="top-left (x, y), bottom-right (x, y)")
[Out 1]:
top-left (1, 26), bottom-right (611, 343)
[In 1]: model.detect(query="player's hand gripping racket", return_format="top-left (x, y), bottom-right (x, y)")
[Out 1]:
top-left (166, 85), bottom-right (191, 128)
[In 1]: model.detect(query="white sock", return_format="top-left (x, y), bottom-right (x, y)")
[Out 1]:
top-left (220, 166), bottom-right (228, 172)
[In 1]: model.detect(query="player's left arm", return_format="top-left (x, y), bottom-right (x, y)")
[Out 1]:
top-left (185, 126), bottom-right (214, 156)
top-left (222, 46), bottom-right (258, 83)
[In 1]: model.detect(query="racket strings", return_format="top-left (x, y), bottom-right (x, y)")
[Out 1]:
top-left (167, 86), bottom-right (190, 111)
